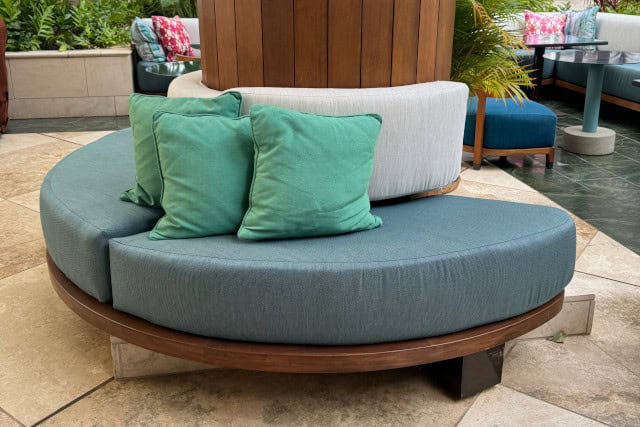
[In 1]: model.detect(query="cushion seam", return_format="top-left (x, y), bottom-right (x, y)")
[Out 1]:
top-left (110, 216), bottom-right (574, 265)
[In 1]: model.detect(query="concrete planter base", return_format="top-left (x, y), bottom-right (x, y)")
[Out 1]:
top-left (5, 48), bottom-right (133, 119)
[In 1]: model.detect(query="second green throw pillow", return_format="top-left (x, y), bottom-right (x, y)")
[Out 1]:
top-left (149, 112), bottom-right (253, 240)
top-left (238, 105), bottom-right (383, 240)
top-left (122, 92), bottom-right (242, 208)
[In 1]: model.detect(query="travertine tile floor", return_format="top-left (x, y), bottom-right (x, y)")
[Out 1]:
top-left (0, 131), bottom-right (639, 426)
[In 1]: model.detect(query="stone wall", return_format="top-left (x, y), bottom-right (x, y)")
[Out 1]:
top-left (5, 48), bottom-right (133, 119)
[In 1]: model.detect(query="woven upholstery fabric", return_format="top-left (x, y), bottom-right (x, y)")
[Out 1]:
top-left (110, 196), bottom-right (575, 345)
top-left (40, 129), bottom-right (162, 302)
top-left (131, 17), bottom-right (165, 62)
top-left (168, 75), bottom-right (469, 202)
top-left (565, 7), bottom-right (599, 39)
top-left (524, 10), bottom-right (567, 36)
top-left (463, 98), bottom-right (557, 150)
top-left (152, 15), bottom-right (194, 62)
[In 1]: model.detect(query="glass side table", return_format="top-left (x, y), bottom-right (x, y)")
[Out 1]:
top-left (144, 61), bottom-right (202, 77)
top-left (524, 34), bottom-right (607, 101)
top-left (544, 50), bottom-right (640, 155)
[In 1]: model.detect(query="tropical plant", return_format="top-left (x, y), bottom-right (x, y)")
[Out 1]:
top-left (136, 0), bottom-right (198, 18)
top-left (0, 0), bottom-right (139, 51)
top-left (451, 0), bottom-right (560, 101)
top-left (594, 0), bottom-right (640, 14)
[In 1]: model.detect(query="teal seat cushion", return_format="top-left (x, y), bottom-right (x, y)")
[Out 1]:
top-left (110, 196), bottom-right (576, 345)
top-left (150, 113), bottom-right (254, 240)
top-left (40, 129), bottom-right (162, 302)
top-left (556, 62), bottom-right (640, 104)
top-left (463, 97), bottom-right (557, 150)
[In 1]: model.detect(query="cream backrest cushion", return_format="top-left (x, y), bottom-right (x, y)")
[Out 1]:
top-left (168, 72), bottom-right (468, 201)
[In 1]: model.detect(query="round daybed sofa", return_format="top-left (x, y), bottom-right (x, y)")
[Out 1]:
top-left (41, 80), bottom-right (576, 397)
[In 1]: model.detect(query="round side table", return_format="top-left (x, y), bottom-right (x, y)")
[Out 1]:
top-left (544, 50), bottom-right (640, 155)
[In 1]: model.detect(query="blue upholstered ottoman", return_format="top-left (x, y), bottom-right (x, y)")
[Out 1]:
top-left (463, 97), bottom-right (557, 169)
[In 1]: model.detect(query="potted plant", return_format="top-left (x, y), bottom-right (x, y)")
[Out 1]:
top-left (451, 0), bottom-right (556, 165)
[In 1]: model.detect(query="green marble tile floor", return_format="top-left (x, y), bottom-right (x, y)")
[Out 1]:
top-left (490, 88), bottom-right (640, 255)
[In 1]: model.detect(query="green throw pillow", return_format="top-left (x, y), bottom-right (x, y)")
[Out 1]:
top-left (121, 92), bottom-right (242, 207)
top-left (238, 105), bottom-right (383, 241)
top-left (149, 112), bottom-right (254, 240)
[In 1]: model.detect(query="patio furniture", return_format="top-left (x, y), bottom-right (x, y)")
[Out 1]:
top-left (506, 12), bottom-right (640, 111)
top-left (41, 126), bottom-right (575, 398)
top-left (545, 50), bottom-right (640, 155)
top-left (463, 93), bottom-right (557, 170)
top-left (523, 34), bottom-right (607, 101)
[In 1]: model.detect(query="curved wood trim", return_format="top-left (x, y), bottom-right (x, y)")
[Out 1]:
top-left (462, 145), bottom-right (555, 157)
top-left (371, 177), bottom-right (461, 207)
top-left (48, 253), bottom-right (563, 374)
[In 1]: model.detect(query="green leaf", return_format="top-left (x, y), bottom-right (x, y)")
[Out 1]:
top-left (548, 331), bottom-right (567, 344)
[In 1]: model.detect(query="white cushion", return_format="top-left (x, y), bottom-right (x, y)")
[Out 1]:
top-left (596, 12), bottom-right (640, 52)
top-left (169, 72), bottom-right (468, 201)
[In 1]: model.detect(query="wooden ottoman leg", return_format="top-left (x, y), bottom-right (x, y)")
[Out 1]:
top-left (472, 93), bottom-right (487, 170)
top-left (424, 344), bottom-right (504, 399)
top-left (546, 148), bottom-right (555, 169)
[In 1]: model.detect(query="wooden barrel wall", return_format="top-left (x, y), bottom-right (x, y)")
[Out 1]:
top-left (197, 0), bottom-right (455, 90)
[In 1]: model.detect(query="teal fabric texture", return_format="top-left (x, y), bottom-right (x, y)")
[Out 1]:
top-left (110, 196), bottom-right (576, 345)
top-left (150, 113), bottom-right (254, 240)
top-left (238, 105), bottom-right (383, 240)
top-left (40, 129), bottom-right (162, 302)
top-left (40, 130), bottom-right (577, 343)
top-left (463, 97), bottom-right (557, 149)
top-left (565, 7), bottom-right (598, 39)
top-left (131, 17), bottom-right (166, 62)
top-left (121, 92), bottom-right (242, 207)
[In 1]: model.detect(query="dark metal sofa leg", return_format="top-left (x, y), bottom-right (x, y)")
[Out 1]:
top-left (423, 344), bottom-right (505, 399)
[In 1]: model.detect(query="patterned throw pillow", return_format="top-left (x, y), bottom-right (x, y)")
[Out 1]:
top-left (565, 7), bottom-right (599, 39)
top-left (131, 17), bottom-right (166, 62)
top-left (524, 10), bottom-right (568, 36)
top-left (152, 15), bottom-right (195, 62)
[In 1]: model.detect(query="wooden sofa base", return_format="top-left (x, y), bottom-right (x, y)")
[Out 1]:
top-left (48, 253), bottom-right (564, 377)
top-left (555, 79), bottom-right (640, 113)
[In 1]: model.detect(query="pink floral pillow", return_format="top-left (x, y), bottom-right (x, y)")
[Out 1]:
top-left (524, 10), bottom-right (568, 36)
top-left (152, 16), bottom-right (195, 62)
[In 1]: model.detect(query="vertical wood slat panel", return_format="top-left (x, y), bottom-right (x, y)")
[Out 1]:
top-left (435, 0), bottom-right (455, 80)
top-left (361, 0), bottom-right (394, 88)
top-left (214, 0), bottom-right (238, 88)
top-left (294, 0), bottom-right (328, 87)
top-left (236, 0), bottom-right (264, 86)
top-left (197, 0), bottom-right (220, 89)
top-left (327, 0), bottom-right (362, 88)
top-left (262, 0), bottom-right (295, 87)
top-left (417, 0), bottom-right (439, 83)
top-left (391, 0), bottom-right (420, 86)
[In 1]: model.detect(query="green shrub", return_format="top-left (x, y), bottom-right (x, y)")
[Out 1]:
top-left (0, 0), bottom-right (140, 51)
top-left (136, 0), bottom-right (198, 18)
top-left (592, 0), bottom-right (640, 14)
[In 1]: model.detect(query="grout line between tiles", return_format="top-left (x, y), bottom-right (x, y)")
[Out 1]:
top-left (453, 393), bottom-right (480, 427)
top-left (499, 384), bottom-right (614, 427)
top-left (573, 270), bottom-right (640, 289)
top-left (31, 377), bottom-right (114, 427)
top-left (0, 406), bottom-right (26, 427)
